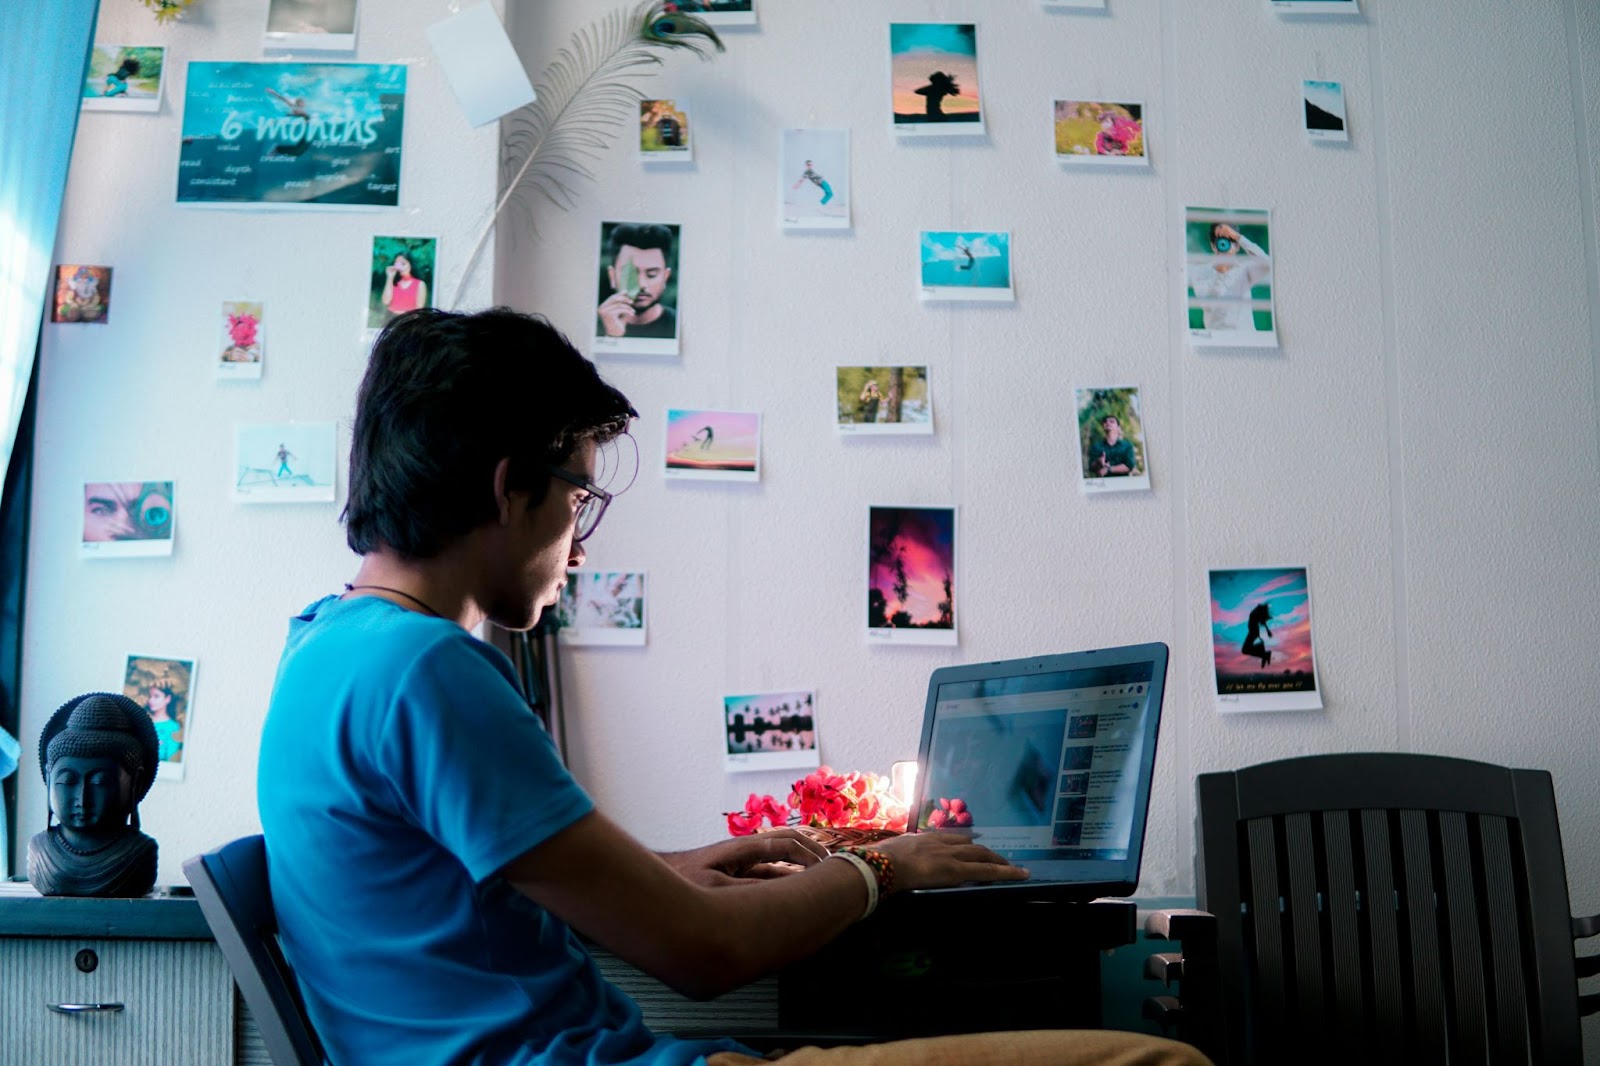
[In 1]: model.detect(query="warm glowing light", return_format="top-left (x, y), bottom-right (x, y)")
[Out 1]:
top-left (890, 760), bottom-right (918, 809)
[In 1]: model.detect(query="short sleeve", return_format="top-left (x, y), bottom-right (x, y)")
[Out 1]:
top-left (375, 634), bottom-right (593, 883)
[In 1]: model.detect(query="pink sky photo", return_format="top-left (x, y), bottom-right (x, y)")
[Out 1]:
top-left (665, 409), bottom-right (759, 466)
top-left (869, 508), bottom-right (954, 626)
top-left (1210, 568), bottom-right (1316, 675)
top-left (891, 54), bottom-right (980, 117)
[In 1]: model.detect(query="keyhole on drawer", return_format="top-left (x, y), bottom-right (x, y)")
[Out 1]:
top-left (74, 949), bottom-right (98, 973)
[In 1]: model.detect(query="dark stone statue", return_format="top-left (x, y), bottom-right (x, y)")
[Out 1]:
top-left (27, 693), bottom-right (159, 898)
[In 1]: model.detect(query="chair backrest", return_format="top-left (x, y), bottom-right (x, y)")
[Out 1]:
top-left (1195, 753), bottom-right (1583, 1066)
top-left (183, 835), bottom-right (327, 1066)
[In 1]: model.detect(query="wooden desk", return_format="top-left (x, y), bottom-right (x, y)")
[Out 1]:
top-left (0, 885), bottom-right (265, 1065)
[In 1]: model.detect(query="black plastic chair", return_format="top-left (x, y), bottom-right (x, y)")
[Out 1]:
top-left (184, 835), bottom-right (326, 1066)
top-left (1145, 753), bottom-right (1600, 1065)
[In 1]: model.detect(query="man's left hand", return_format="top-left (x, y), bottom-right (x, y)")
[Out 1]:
top-left (662, 830), bottom-right (828, 887)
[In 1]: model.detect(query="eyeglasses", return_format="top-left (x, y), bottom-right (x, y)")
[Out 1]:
top-left (545, 465), bottom-right (612, 543)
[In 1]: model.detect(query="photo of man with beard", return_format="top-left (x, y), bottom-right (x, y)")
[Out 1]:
top-left (595, 221), bottom-right (680, 352)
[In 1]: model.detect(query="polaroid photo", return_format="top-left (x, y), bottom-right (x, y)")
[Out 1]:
top-left (1042, 0), bottom-right (1108, 10)
top-left (234, 422), bottom-right (337, 503)
top-left (51, 265), bottom-right (112, 324)
top-left (920, 231), bottom-right (1013, 303)
top-left (664, 409), bottom-right (760, 482)
top-left (264, 0), bottom-right (359, 51)
top-left (1185, 207), bottom-right (1277, 349)
top-left (80, 482), bottom-right (175, 558)
top-left (639, 99), bottom-right (692, 163)
top-left (122, 653), bottom-right (197, 782)
top-left (595, 221), bottom-right (681, 357)
top-left (867, 505), bottom-right (957, 646)
top-left (426, 3), bottom-right (535, 128)
top-left (1054, 100), bottom-right (1148, 167)
top-left (1272, 0), bottom-right (1359, 13)
top-left (1207, 567), bottom-right (1323, 713)
top-left (836, 366), bottom-right (932, 436)
top-left (781, 129), bottom-right (850, 231)
top-left (891, 23), bottom-right (985, 137)
top-left (1303, 80), bottom-right (1348, 142)
top-left (219, 301), bottom-right (264, 380)
top-left (82, 46), bottom-right (165, 112)
top-left (724, 690), bottom-right (819, 773)
top-left (367, 236), bottom-right (437, 332)
top-left (692, 0), bottom-right (757, 27)
top-left (558, 570), bottom-right (647, 646)
top-left (1075, 386), bottom-right (1150, 493)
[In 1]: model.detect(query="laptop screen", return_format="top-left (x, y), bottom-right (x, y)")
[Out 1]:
top-left (913, 644), bottom-right (1167, 889)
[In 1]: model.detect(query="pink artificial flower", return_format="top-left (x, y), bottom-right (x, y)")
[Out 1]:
top-left (727, 810), bottom-right (764, 836)
top-left (227, 313), bottom-right (259, 348)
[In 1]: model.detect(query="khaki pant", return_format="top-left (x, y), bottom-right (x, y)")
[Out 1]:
top-left (706, 1030), bottom-right (1211, 1066)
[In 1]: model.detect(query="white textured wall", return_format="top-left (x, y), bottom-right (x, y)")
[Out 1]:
top-left (18, 0), bottom-right (498, 885)
top-left (501, 0), bottom-right (1600, 931)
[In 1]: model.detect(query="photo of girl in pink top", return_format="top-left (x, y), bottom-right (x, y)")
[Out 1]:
top-left (367, 236), bottom-right (436, 328)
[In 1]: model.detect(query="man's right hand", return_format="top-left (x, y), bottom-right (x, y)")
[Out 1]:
top-left (597, 292), bottom-right (637, 337)
top-left (871, 830), bottom-right (1029, 894)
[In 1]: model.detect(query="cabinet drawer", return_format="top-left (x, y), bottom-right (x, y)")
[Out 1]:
top-left (0, 938), bottom-right (233, 1064)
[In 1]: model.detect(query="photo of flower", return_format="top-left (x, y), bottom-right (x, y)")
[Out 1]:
top-left (219, 300), bottom-right (264, 379)
top-left (557, 570), bottom-right (646, 646)
top-left (1054, 100), bottom-right (1147, 165)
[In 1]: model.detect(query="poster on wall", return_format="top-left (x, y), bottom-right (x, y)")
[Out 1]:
top-left (177, 62), bottom-right (406, 208)
top-left (691, 0), bottom-right (757, 27)
top-left (81, 46), bottom-right (165, 112)
top-left (50, 265), bottom-right (112, 324)
top-left (557, 570), bottom-right (647, 646)
top-left (234, 421), bottom-right (338, 503)
top-left (836, 366), bottom-right (932, 435)
top-left (639, 99), bottom-right (692, 162)
top-left (781, 129), bottom-right (850, 230)
top-left (1303, 80), bottom-right (1348, 142)
top-left (1207, 567), bottom-right (1322, 713)
top-left (919, 230), bottom-right (1013, 302)
top-left (868, 505), bottom-right (957, 645)
top-left (264, 0), bottom-right (359, 52)
top-left (219, 301), bottom-right (264, 379)
top-left (1054, 100), bottom-right (1147, 166)
top-left (663, 409), bottom-right (760, 482)
top-left (1185, 207), bottom-right (1277, 348)
top-left (890, 23), bottom-right (984, 136)
top-left (595, 221), bottom-right (681, 357)
top-left (1273, 0), bottom-right (1359, 14)
top-left (122, 653), bottom-right (196, 782)
top-left (1075, 386), bottom-right (1150, 493)
top-left (80, 481), bottom-right (175, 558)
top-left (724, 690), bottom-right (819, 773)
top-left (367, 236), bottom-right (437, 330)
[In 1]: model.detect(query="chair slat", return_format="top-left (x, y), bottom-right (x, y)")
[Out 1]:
top-left (1247, 816), bottom-right (1288, 1048)
top-left (1320, 811), bottom-right (1367, 1045)
top-left (1284, 812), bottom-right (1326, 1035)
top-left (1400, 809), bottom-right (1448, 1066)
top-left (1439, 810), bottom-right (1490, 1065)
top-left (1361, 809), bottom-right (1407, 1052)
top-left (1477, 815), bottom-right (1532, 1063)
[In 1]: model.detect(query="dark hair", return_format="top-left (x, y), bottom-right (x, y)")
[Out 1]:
top-left (606, 223), bottom-right (675, 262)
top-left (343, 308), bottom-right (635, 559)
top-left (1100, 414), bottom-right (1119, 425)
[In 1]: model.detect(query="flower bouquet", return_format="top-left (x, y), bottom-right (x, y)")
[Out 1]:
top-left (727, 766), bottom-right (909, 848)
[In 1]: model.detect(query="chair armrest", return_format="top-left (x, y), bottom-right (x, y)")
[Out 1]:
top-left (1144, 908), bottom-right (1216, 942)
top-left (1145, 952), bottom-right (1184, 985)
top-left (1573, 913), bottom-right (1600, 940)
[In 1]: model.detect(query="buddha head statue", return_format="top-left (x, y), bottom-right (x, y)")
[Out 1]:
top-left (27, 693), bottom-right (159, 897)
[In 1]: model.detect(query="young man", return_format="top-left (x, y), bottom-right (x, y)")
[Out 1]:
top-left (596, 222), bottom-right (678, 340)
top-left (258, 308), bottom-right (1210, 1066)
top-left (1090, 415), bottom-right (1137, 477)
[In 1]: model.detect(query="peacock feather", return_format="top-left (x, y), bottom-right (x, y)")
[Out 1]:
top-left (451, 2), bottom-right (722, 308)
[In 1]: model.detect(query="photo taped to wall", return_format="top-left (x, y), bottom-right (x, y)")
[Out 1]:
top-left (890, 23), bottom-right (984, 137)
top-left (234, 422), bottom-right (337, 503)
top-left (81, 481), bottom-right (176, 558)
top-left (368, 236), bottom-right (437, 331)
top-left (836, 366), bottom-right (932, 435)
top-left (1303, 80), bottom-right (1348, 142)
top-left (1075, 386), bottom-right (1150, 493)
top-left (264, 0), bottom-right (359, 52)
top-left (219, 300), bottom-right (264, 379)
top-left (781, 129), bottom-right (850, 230)
top-left (663, 409), bottom-right (760, 482)
top-left (122, 653), bottom-right (197, 781)
top-left (595, 220), bottom-right (681, 357)
top-left (640, 99), bottom-right (692, 162)
top-left (1185, 207), bottom-right (1277, 348)
top-left (558, 570), bottom-right (646, 646)
top-left (51, 265), bottom-right (112, 324)
top-left (1054, 100), bottom-right (1147, 166)
top-left (920, 230), bottom-right (1013, 302)
top-left (724, 689), bottom-right (819, 772)
top-left (81, 46), bottom-right (166, 112)
top-left (1207, 566), bottom-right (1322, 713)
top-left (868, 505), bottom-right (957, 645)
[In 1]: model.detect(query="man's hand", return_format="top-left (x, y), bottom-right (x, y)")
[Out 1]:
top-left (1093, 451), bottom-right (1110, 477)
top-left (871, 830), bottom-right (1029, 894)
top-left (662, 829), bottom-right (829, 887)
top-left (597, 292), bottom-right (637, 337)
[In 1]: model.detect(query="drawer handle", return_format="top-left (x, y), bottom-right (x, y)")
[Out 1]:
top-left (46, 1002), bottom-right (126, 1014)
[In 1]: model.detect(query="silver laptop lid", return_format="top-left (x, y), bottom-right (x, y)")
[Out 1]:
top-left (911, 643), bottom-right (1168, 893)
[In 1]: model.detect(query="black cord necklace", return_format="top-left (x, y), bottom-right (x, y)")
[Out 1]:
top-left (343, 583), bottom-right (443, 618)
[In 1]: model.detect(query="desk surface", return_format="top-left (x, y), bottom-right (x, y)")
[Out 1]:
top-left (0, 883), bottom-right (212, 940)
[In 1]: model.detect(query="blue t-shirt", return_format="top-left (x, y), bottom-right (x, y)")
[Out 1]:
top-left (258, 596), bottom-right (746, 1066)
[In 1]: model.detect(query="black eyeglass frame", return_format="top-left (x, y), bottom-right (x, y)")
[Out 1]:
top-left (545, 465), bottom-right (612, 542)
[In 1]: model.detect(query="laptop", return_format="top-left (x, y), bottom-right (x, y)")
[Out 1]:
top-left (906, 642), bottom-right (1169, 901)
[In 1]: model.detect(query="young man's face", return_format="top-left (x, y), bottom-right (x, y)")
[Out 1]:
top-left (487, 441), bottom-right (597, 632)
top-left (607, 245), bottom-right (671, 311)
top-left (1103, 417), bottom-right (1122, 443)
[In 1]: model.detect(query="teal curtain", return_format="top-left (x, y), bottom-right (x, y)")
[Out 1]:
top-left (0, 0), bottom-right (98, 879)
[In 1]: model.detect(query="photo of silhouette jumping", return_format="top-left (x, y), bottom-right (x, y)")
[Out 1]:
top-left (1208, 567), bottom-right (1322, 711)
top-left (663, 409), bottom-right (761, 481)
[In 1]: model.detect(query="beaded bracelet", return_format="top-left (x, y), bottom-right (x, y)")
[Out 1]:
top-left (840, 846), bottom-right (895, 899)
top-left (829, 851), bottom-right (879, 919)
